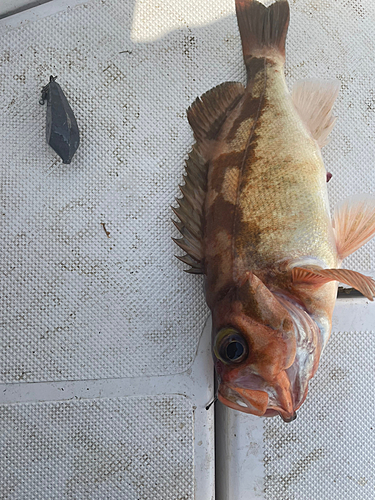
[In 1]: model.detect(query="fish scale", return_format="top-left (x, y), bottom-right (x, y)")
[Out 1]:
top-left (238, 66), bottom-right (335, 267)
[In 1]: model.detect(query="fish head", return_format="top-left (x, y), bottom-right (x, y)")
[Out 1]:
top-left (212, 273), bottom-right (323, 422)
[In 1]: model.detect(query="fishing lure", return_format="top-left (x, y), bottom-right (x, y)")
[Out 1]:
top-left (40, 76), bottom-right (80, 164)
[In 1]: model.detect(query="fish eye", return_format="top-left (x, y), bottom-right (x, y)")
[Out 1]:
top-left (226, 340), bottom-right (244, 360)
top-left (215, 328), bottom-right (248, 364)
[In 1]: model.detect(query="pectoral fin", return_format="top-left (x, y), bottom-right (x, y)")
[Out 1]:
top-left (292, 267), bottom-right (375, 301)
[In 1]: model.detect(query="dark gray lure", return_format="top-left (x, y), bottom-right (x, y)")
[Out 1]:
top-left (40, 76), bottom-right (80, 164)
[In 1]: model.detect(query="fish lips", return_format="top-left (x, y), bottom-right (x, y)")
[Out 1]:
top-left (218, 386), bottom-right (269, 416)
top-left (218, 375), bottom-right (299, 423)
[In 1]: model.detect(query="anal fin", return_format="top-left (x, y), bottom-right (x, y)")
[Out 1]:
top-left (292, 79), bottom-right (340, 147)
top-left (292, 267), bottom-right (375, 301)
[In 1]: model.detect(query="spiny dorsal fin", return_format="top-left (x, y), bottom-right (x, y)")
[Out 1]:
top-left (333, 194), bottom-right (375, 262)
top-left (172, 145), bottom-right (206, 273)
top-left (175, 254), bottom-right (202, 274)
top-left (292, 267), bottom-right (375, 301)
top-left (187, 82), bottom-right (245, 143)
top-left (292, 79), bottom-right (340, 147)
top-left (173, 82), bottom-right (245, 273)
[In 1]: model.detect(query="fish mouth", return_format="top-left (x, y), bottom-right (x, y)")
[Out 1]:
top-left (218, 386), bottom-right (269, 416)
top-left (219, 374), bottom-right (297, 423)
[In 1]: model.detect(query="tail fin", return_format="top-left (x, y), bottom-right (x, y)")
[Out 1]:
top-left (235, 0), bottom-right (290, 66)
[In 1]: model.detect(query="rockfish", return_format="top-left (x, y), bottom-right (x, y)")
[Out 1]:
top-left (172, 0), bottom-right (375, 421)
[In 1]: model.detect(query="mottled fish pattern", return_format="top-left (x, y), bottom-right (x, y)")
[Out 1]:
top-left (173, 0), bottom-right (375, 421)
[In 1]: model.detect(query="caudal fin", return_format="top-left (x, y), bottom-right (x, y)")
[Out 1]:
top-left (235, 0), bottom-right (290, 66)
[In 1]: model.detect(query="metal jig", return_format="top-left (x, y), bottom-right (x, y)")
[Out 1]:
top-left (40, 75), bottom-right (80, 164)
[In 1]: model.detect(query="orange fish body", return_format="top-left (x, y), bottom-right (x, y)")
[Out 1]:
top-left (173, 0), bottom-right (375, 421)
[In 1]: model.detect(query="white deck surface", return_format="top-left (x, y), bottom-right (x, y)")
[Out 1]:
top-left (1, 1), bottom-right (375, 499)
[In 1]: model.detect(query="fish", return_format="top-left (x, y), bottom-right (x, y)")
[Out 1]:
top-left (172, 0), bottom-right (375, 422)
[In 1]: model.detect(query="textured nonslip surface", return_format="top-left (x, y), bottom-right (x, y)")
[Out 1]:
top-left (0, 395), bottom-right (194, 499)
top-left (1, 0), bottom-right (375, 499)
top-left (263, 329), bottom-right (375, 500)
top-left (0, 0), bottom-right (216, 383)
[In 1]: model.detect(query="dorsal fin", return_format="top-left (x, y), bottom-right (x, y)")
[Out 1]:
top-left (187, 82), bottom-right (245, 143)
top-left (292, 79), bottom-right (340, 147)
top-left (173, 82), bottom-right (245, 274)
top-left (172, 146), bottom-right (206, 273)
